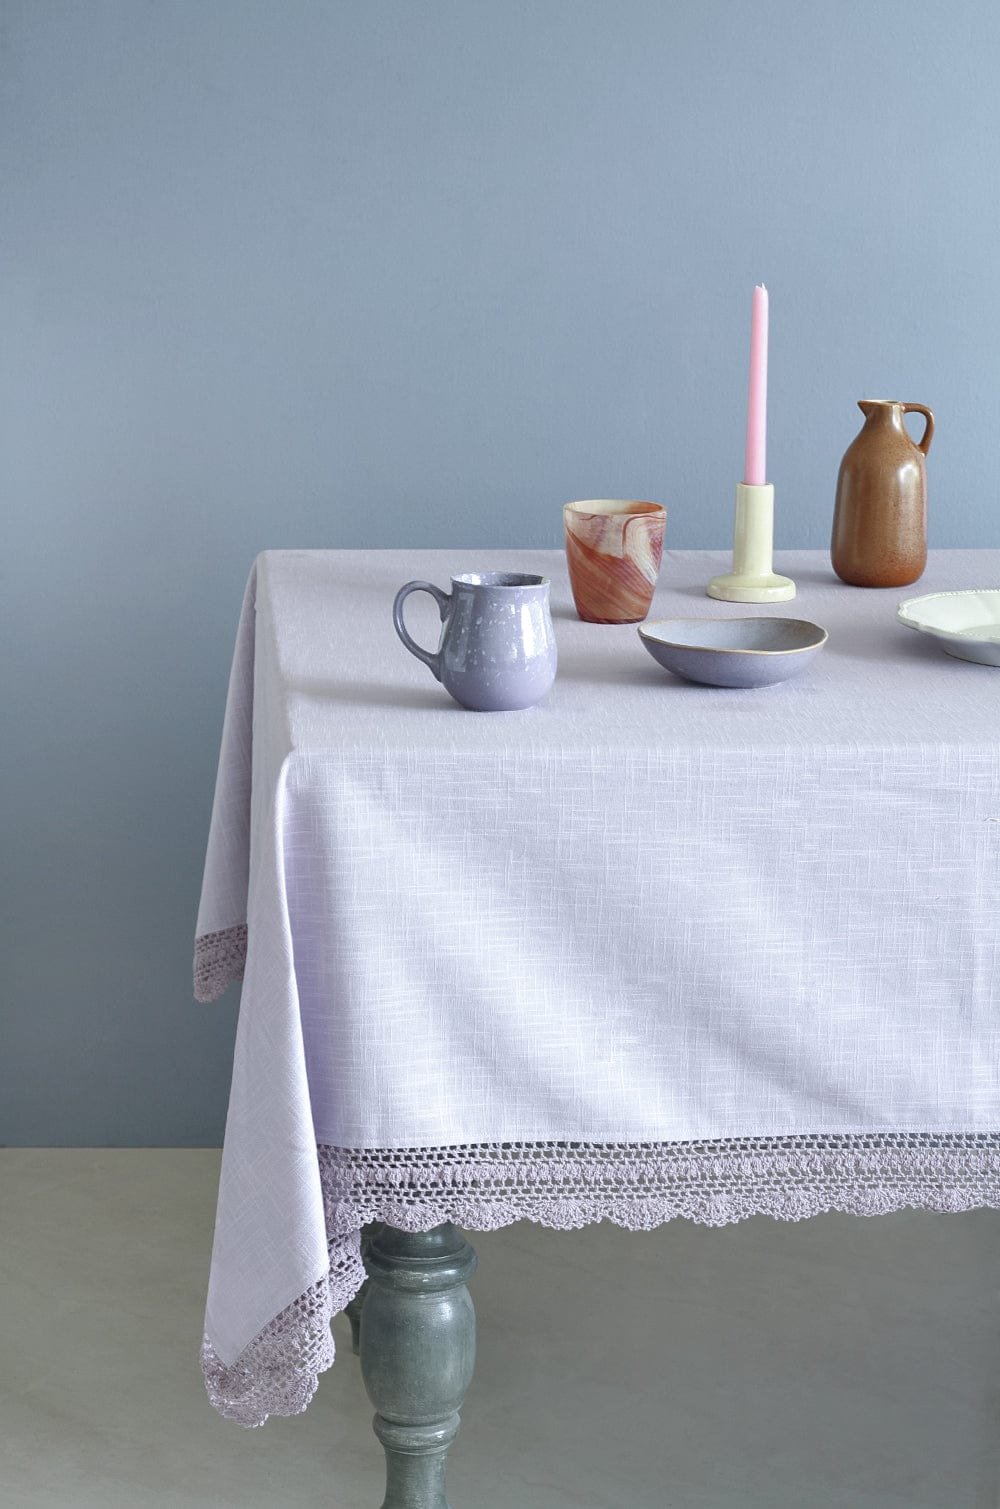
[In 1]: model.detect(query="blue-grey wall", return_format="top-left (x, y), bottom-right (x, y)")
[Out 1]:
top-left (4, 0), bottom-right (998, 1144)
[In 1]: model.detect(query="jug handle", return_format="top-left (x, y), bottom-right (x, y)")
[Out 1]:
top-left (902, 403), bottom-right (934, 455)
top-left (392, 580), bottom-right (452, 681)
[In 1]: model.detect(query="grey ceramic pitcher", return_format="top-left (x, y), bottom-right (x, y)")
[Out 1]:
top-left (393, 571), bottom-right (557, 711)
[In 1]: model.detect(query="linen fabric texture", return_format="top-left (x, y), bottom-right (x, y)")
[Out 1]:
top-left (195, 549), bottom-right (1000, 1425)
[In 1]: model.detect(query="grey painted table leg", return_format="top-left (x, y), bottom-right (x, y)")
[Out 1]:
top-left (360, 1222), bottom-right (477, 1509)
top-left (346, 1228), bottom-right (374, 1354)
top-left (345, 1279), bottom-right (369, 1355)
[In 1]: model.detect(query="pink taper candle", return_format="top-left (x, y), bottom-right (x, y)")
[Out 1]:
top-left (744, 283), bottom-right (768, 485)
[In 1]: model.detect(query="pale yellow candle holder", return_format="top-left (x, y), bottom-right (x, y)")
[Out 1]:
top-left (707, 483), bottom-right (796, 603)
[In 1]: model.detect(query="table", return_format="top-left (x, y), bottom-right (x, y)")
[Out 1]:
top-left (195, 548), bottom-right (1000, 1503)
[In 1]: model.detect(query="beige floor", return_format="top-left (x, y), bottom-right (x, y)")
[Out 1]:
top-left (2, 1151), bottom-right (999, 1508)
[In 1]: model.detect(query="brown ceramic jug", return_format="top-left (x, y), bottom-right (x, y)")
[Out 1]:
top-left (831, 399), bottom-right (934, 587)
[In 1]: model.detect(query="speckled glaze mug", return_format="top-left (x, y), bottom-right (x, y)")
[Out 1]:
top-left (393, 571), bottom-right (557, 711)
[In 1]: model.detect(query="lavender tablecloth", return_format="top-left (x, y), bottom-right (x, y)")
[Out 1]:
top-left (195, 548), bottom-right (1000, 1425)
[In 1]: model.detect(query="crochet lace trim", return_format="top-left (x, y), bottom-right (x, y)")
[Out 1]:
top-left (194, 924), bottom-right (248, 1002)
top-left (203, 1131), bottom-right (1000, 1426)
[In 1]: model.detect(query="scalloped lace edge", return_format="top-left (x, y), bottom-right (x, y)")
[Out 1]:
top-left (203, 1132), bottom-right (1000, 1426)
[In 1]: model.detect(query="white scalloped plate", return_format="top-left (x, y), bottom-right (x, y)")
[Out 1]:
top-left (897, 588), bottom-right (1000, 665)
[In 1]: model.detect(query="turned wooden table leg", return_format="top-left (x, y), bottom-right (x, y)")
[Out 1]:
top-left (360, 1222), bottom-right (477, 1509)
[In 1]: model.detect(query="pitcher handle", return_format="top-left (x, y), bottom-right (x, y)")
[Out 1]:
top-left (392, 580), bottom-right (452, 681)
top-left (903, 403), bottom-right (935, 455)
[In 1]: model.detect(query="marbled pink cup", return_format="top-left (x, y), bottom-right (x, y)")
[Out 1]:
top-left (564, 499), bottom-right (666, 623)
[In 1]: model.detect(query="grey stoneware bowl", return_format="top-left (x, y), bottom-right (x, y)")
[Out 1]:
top-left (638, 617), bottom-right (828, 688)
